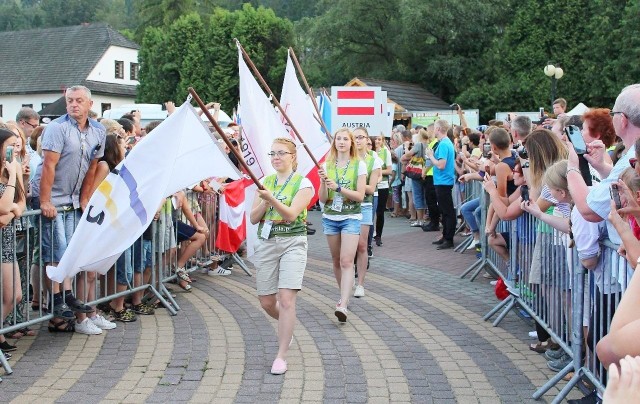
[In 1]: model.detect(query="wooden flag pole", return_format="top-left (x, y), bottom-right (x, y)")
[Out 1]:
top-left (188, 87), bottom-right (264, 190)
top-left (288, 47), bottom-right (332, 142)
top-left (235, 39), bottom-right (320, 169)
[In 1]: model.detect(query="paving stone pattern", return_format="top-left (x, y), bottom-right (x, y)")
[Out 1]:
top-left (0, 211), bottom-right (582, 402)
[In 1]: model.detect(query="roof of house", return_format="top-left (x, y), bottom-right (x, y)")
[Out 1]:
top-left (345, 77), bottom-right (450, 112)
top-left (0, 23), bottom-right (139, 96)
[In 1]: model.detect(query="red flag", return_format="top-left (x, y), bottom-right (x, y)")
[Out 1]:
top-left (216, 179), bottom-right (248, 253)
top-left (336, 90), bottom-right (376, 115)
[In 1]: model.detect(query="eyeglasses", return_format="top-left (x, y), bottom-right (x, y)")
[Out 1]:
top-left (609, 111), bottom-right (625, 118)
top-left (630, 158), bottom-right (638, 169)
top-left (22, 120), bottom-right (38, 129)
top-left (355, 135), bottom-right (367, 140)
top-left (268, 151), bottom-right (293, 157)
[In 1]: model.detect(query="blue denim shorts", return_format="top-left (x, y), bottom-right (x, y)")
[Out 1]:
top-left (411, 179), bottom-right (426, 209)
top-left (322, 217), bottom-right (361, 236)
top-left (360, 204), bottom-right (373, 226)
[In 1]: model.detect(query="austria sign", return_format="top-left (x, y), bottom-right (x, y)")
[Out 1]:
top-left (331, 86), bottom-right (387, 137)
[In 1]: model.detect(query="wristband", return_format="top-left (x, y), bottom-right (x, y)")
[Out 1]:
top-left (336, 185), bottom-right (342, 193)
top-left (567, 167), bottom-right (581, 175)
top-left (5, 184), bottom-right (15, 189)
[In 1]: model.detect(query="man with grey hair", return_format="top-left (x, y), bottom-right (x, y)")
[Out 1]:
top-left (511, 115), bottom-right (532, 144)
top-left (31, 85), bottom-right (111, 335)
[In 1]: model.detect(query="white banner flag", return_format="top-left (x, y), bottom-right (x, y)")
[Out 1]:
top-left (46, 100), bottom-right (241, 282)
top-left (238, 47), bottom-right (290, 257)
top-left (280, 52), bottom-right (330, 176)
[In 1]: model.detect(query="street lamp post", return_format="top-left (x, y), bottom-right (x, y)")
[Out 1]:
top-left (544, 64), bottom-right (564, 111)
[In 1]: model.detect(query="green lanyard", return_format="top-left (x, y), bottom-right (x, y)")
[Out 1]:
top-left (266, 172), bottom-right (294, 219)
top-left (334, 160), bottom-right (351, 187)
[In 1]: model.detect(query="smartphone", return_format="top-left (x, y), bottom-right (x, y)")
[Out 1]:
top-left (5, 145), bottom-right (13, 163)
top-left (521, 185), bottom-right (529, 202)
top-left (539, 107), bottom-right (545, 118)
top-left (610, 184), bottom-right (622, 210)
top-left (482, 143), bottom-right (492, 158)
top-left (565, 125), bottom-right (587, 154)
top-left (478, 170), bottom-right (486, 178)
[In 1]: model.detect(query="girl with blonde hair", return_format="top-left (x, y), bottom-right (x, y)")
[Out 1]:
top-left (318, 128), bottom-right (366, 322)
top-left (250, 137), bottom-right (313, 375)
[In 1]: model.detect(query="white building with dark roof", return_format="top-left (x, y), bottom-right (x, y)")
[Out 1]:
top-left (0, 23), bottom-right (139, 120)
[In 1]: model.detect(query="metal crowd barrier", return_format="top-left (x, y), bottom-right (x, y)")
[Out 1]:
top-left (454, 180), bottom-right (483, 252)
top-left (469, 186), bottom-right (634, 402)
top-left (0, 182), bottom-right (251, 380)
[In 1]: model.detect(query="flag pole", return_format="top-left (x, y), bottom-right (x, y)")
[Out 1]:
top-left (188, 87), bottom-right (264, 190)
top-left (235, 39), bottom-right (321, 169)
top-left (288, 47), bottom-right (332, 142)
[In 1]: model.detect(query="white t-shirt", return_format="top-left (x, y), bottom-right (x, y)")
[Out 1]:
top-left (259, 176), bottom-right (313, 190)
top-left (370, 153), bottom-right (383, 200)
top-left (377, 148), bottom-right (393, 189)
top-left (321, 160), bottom-right (367, 221)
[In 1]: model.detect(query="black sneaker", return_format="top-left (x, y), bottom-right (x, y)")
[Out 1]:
top-left (0, 340), bottom-right (17, 352)
top-left (422, 223), bottom-right (440, 232)
top-left (67, 297), bottom-right (94, 313)
top-left (567, 391), bottom-right (599, 404)
top-left (367, 246), bottom-right (373, 258)
top-left (53, 302), bottom-right (76, 320)
top-left (437, 240), bottom-right (454, 250)
top-left (3, 351), bottom-right (11, 359)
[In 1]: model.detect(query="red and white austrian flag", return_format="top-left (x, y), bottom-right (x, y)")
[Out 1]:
top-left (331, 86), bottom-right (386, 136)
top-left (336, 89), bottom-right (376, 115)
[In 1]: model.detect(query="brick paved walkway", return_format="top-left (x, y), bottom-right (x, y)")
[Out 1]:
top-left (0, 211), bottom-right (581, 403)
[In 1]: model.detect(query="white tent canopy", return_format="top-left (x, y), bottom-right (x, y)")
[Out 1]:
top-left (567, 102), bottom-right (589, 116)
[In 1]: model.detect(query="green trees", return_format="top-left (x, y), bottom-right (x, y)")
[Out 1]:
top-left (136, 4), bottom-right (294, 110)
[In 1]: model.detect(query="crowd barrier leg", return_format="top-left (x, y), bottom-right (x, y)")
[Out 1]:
top-left (231, 253), bottom-right (252, 276)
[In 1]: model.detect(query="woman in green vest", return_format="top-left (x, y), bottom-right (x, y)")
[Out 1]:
top-left (318, 128), bottom-right (367, 322)
top-left (373, 133), bottom-right (393, 246)
top-left (354, 127), bottom-right (381, 298)
top-left (249, 137), bottom-right (314, 375)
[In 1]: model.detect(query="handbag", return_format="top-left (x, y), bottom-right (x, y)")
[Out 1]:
top-left (404, 143), bottom-right (425, 180)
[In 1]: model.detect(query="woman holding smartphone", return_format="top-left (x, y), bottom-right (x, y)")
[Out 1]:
top-left (319, 128), bottom-right (366, 322)
top-left (0, 128), bottom-right (26, 355)
top-left (250, 137), bottom-right (313, 375)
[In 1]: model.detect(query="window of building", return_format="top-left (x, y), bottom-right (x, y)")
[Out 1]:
top-left (101, 103), bottom-right (112, 115)
top-left (22, 103), bottom-right (33, 108)
top-left (115, 60), bottom-right (124, 79)
top-left (130, 62), bottom-right (140, 81)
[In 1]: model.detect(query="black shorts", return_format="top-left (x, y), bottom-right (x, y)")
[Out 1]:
top-left (175, 220), bottom-right (197, 243)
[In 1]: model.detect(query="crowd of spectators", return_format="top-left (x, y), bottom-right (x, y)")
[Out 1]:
top-left (1, 83), bottom-right (640, 403)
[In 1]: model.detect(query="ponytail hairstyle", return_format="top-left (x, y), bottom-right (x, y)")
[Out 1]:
top-left (272, 137), bottom-right (298, 171)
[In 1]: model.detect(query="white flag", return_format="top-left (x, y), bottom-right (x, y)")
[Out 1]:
top-left (279, 52), bottom-right (330, 176)
top-left (238, 47), bottom-right (290, 257)
top-left (46, 100), bottom-right (241, 282)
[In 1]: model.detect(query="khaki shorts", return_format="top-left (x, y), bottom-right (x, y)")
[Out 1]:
top-left (253, 235), bottom-right (307, 296)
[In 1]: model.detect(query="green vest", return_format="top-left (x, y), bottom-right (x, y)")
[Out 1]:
top-left (257, 173), bottom-right (307, 239)
top-left (324, 159), bottom-right (361, 216)
top-left (377, 147), bottom-right (389, 183)
top-left (363, 152), bottom-right (376, 204)
top-left (425, 139), bottom-right (438, 177)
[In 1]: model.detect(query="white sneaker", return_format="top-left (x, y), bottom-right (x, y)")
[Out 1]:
top-left (91, 314), bottom-right (116, 330)
top-left (76, 318), bottom-right (103, 335)
top-left (529, 331), bottom-right (538, 339)
top-left (466, 242), bottom-right (479, 250)
top-left (489, 280), bottom-right (498, 286)
top-left (208, 267), bottom-right (231, 276)
top-left (354, 285), bottom-right (365, 298)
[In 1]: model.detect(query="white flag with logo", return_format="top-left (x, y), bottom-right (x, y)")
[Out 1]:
top-left (279, 52), bottom-right (330, 176)
top-left (46, 100), bottom-right (241, 282)
top-left (238, 46), bottom-right (290, 257)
